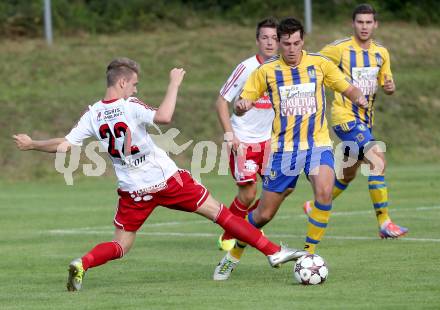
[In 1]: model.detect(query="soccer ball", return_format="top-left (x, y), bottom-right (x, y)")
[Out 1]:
top-left (293, 254), bottom-right (328, 285)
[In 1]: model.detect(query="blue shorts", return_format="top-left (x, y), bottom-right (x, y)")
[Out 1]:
top-left (263, 147), bottom-right (334, 193)
top-left (333, 121), bottom-right (374, 160)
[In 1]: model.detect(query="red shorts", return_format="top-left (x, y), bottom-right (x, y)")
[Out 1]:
top-left (229, 140), bottom-right (271, 185)
top-left (114, 170), bottom-right (209, 231)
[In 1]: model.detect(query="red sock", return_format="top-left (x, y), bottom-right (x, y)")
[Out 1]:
top-left (222, 197), bottom-right (250, 240)
top-left (215, 205), bottom-right (280, 256)
top-left (229, 196), bottom-right (249, 218)
top-left (81, 241), bottom-right (124, 271)
top-left (248, 198), bottom-right (260, 213)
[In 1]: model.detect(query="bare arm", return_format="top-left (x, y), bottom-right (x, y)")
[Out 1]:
top-left (216, 95), bottom-right (234, 134)
top-left (153, 68), bottom-right (186, 124)
top-left (13, 134), bottom-right (71, 153)
top-left (215, 95), bottom-right (241, 151)
top-left (342, 85), bottom-right (368, 109)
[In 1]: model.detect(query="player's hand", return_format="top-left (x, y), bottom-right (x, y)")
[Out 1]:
top-left (383, 74), bottom-right (395, 94)
top-left (224, 132), bottom-right (241, 153)
top-left (13, 134), bottom-right (33, 151)
top-left (234, 99), bottom-right (254, 116)
top-left (169, 68), bottom-right (186, 87)
top-left (355, 95), bottom-right (368, 109)
top-left (231, 136), bottom-right (241, 153)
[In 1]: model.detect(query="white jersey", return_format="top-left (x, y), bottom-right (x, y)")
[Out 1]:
top-left (65, 97), bottom-right (178, 192)
top-left (220, 55), bottom-right (274, 143)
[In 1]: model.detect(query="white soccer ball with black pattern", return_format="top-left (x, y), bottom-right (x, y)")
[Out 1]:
top-left (293, 254), bottom-right (328, 285)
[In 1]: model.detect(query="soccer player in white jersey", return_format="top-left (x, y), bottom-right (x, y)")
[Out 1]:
top-left (216, 18), bottom-right (278, 251)
top-left (13, 57), bottom-right (307, 291)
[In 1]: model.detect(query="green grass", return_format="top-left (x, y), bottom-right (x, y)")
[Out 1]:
top-left (1, 163), bottom-right (439, 309)
top-left (1, 22), bottom-right (440, 179)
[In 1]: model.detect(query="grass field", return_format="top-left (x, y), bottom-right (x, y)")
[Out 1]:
top-left (1, 163), bottom-right (439, 309)
top-left (1, 17), bottom-right (439, 310)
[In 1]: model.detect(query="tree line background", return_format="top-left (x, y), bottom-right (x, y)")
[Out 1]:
top-left (1, 0), bottom-right (439, 37)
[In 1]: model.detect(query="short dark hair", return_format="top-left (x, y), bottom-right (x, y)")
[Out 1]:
top-left (352, 3), bottom-right (377, 21)
top-left (106, 57), bottom-right (140, 87)
top-left (277, 17), bottom-right (304, 40)
top-left (256, 17), bottom-right (279, 39)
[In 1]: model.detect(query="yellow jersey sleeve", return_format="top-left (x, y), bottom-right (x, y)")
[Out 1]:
top-left (240, 67), bottom-right (268, 101)
top-left (378, 48), bottom-right (392, 86)
top-left (319, 44), bottom-right (342, 65)
top-left (321, 59), bottom-right (351, 93)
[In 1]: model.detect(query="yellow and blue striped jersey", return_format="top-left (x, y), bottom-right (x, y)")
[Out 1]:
top-left (241, 51), bottom-right (351, 152)
top-left (320, 36), bottom-right (392, 128)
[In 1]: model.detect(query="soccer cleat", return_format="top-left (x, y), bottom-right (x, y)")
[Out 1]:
top-left (217, 234), bottom-right (236, 251)
top-left (267, 245), bottom-right (308, 268)
top-left (379, 221), bottom-right (408, 239)
top-left (303, 201), bottom-right (312, 216)
top-left (67, 258), bottom-right (85, 292)
top-left (213, 254), bottom-right (239, 281)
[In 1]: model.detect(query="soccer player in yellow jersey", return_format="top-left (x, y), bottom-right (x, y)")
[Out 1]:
top-left (213, 17), bottom-right (367, 280)
top-left (303, 4), bottom-right (408, 239)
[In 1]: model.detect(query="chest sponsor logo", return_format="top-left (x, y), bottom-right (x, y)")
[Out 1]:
top-left (279, 83), bottom-right (316, 116)
top-left (98, 107), bottom-right (124, 121)
top-left (121, 154), bottom-right (147, 168)
top-left (254, 92), bottom-right (272, 109)
top-left (352, 67), bottom-right (379, 96)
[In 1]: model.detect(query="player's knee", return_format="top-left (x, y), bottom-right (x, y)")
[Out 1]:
top-left (239, 192), bottom-right (256, 206)
top-left (315, 186), bottom-right (333, 204)
top-left (237, 184), bottom-right (257, 206)
top-left (342, 173), bottom-right (356, 183)
top-left (121, 244), bottom-right (131, 255)
top-left (196, 195), bottom-right (222, 221)
top-left (114, 239), bottom-right (133, 256)
top-left (113, 229), bottom-right (136, 256)
top-left (257, 208), bottom-right (276, 226)
top-left (381, 157), bottom-right (387, 173)
top-left (341, 166), bottom-right (357, 183)
top-left (369, 157), bottom-right (386, 175)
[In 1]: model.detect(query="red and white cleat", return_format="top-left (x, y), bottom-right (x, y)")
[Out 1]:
top-left (379, 221), bottom-right (408, 239)
top-left (303, 201), bottom-right (313, 216)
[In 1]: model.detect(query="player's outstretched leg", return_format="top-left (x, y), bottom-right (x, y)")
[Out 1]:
top-left (198, 196), bottom-right (306, 280)
top-left (212, 203), bottom-right (306, 266)
top-left (218, 198), bottom-right (261, 251)
top-left (204, 197), bottom-right (306, 280)
top-left (218, 180), bottom-right (260, 251)
top-left (218, 197), bottom-right (249, 251)
top-left (66, 237), bottom-right (128, 291)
